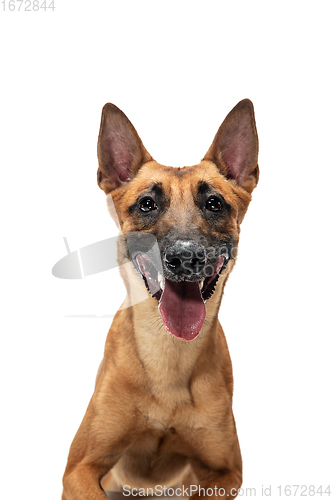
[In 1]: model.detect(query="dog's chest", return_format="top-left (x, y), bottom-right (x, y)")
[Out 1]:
top-left (141, 391), bottom-right (189, 433)
top-left (139, 368), bottom-right (194, 431)
top-left (136, 333), bottom-right (199, 407)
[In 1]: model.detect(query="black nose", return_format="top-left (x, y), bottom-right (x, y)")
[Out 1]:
top-left (164, 241), bottom-right (207, 277)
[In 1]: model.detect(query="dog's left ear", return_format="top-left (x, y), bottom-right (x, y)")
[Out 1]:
top-left (204, 99), bottom-right (259, 194)
top-left (97, 104), bottom-right (153, 194)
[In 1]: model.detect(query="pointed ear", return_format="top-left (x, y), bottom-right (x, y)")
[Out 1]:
top-left (97, 104), bottom-right (153, 194)
top-left (204, 99), bottom-right (259, 193)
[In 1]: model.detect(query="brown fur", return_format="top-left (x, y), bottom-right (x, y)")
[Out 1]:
top-left (62, 100), bottom-right (259, 500)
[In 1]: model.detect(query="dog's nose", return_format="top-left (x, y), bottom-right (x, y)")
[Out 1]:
top-left (164, 242), bottom-right (206, 277)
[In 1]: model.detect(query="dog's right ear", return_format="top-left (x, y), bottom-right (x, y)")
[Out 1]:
top-left (97, 104), bottom-right (153, 194)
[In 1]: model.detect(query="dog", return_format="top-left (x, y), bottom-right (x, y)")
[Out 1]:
top-left (62, 99), bottom-right (259, 500)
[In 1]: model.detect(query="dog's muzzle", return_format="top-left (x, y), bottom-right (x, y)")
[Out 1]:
top-left (126, 232), bottom-right (231, 341)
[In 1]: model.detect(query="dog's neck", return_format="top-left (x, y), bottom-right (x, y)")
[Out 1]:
top-left (119, 274), bottom-right (227, 405)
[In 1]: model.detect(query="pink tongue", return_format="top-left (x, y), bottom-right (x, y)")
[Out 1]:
top-left (158, 280), bottom-right (206, 341)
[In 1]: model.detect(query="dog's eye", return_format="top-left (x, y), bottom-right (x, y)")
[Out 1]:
top-left (205, 196), bottom-right (223, 212)
top-left (139, 197), bottom-right (157, 212)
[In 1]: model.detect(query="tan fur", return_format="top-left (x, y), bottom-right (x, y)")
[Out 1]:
top-left (62, 100), bottom-right (259, 500)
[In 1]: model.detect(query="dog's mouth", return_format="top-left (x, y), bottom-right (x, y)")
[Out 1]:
top-left (135, 254), bottom-right (225, 341)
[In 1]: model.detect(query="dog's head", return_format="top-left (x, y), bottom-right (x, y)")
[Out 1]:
top-left (97, 100), bottom-right (259, 341)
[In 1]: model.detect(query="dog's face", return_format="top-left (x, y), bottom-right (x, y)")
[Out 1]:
top-left (97, 101), bottom-right (259, 341)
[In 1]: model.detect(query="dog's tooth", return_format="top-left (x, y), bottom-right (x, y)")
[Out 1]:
top-left (199, 280), bottom-right (204, 290)
top-left (158, 272), bottom-right (164, 290)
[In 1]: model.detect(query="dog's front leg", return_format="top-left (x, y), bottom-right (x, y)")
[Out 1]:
top-left (189, 422), bottom-right (242, 500)
top-left (62, 397), bottom-right (135, 500)
top-left (62, 459), bottom-right (115, 500)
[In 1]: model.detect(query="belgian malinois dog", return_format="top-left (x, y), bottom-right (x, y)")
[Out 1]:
top-left (62, 99), bottom-right (259, 500)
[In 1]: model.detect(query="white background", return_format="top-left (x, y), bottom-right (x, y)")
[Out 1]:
top-left (1, 1), bottom-right (332, 499)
